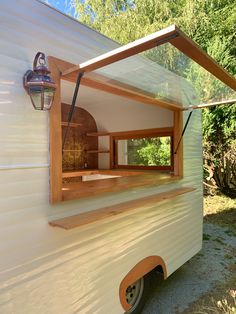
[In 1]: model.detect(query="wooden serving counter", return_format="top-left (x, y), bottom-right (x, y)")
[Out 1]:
top-left (62, 169), bottom-right (180, 201)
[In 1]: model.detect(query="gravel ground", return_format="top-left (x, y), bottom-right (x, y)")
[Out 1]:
top-left (142, 223), bottom-right (236, 314)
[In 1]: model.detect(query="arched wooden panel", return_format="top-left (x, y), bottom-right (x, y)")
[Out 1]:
top-left (61, 104), bottom-right (98, 172)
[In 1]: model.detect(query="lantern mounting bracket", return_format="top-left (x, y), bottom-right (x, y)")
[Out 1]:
top-left (23, 70), bottom-right (34, 91)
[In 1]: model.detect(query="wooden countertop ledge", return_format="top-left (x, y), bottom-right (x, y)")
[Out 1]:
top-left (49, 187), bottom-right (196, 230)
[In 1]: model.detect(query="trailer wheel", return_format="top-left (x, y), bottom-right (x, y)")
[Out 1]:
top-left (125, 274), bottom-right (151, 314)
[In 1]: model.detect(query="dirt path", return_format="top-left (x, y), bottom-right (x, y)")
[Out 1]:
top-left (142, 223), bottom-right (236, 314)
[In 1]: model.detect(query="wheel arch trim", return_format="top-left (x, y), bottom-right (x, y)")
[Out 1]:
top-left (119, 255), bottom-right (167, 311)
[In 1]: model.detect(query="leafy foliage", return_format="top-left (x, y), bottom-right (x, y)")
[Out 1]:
top-left (126, 137), bottom-right (171, 166)
top-left (203, 105), bottom-right (236, 197)
top-left (137, 137), bottom-right (171, 166)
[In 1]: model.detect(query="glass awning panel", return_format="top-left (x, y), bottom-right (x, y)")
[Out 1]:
top-left (62, 25), bottom-right (236, 110)
top-left (145, 43), bottom-right (236, 106)
top-left (94, 42), bottom-right (236, 108)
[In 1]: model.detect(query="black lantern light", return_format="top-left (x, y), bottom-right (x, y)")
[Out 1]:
top-left (23, 52), bottom-right (56, 110)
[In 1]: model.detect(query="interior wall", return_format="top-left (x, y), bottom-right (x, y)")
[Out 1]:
top-left (61, 104), bottom-right (98, 171)
top-left (61, 81), bottom-right (173, 169)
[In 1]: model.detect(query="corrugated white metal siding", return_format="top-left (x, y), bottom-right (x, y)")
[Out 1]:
top-left (0, 1), bottom-right (203, 313)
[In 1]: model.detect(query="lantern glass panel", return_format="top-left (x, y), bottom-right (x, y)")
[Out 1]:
top-left (29, 86), bottom-right (55, 110)
top-left (43, 88), bottom-right (55, 110)
top-left (29, 86), bottom-right (43, 110)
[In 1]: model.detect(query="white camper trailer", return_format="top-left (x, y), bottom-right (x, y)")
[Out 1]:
top-left (1, 1), bottom-right (236, 313)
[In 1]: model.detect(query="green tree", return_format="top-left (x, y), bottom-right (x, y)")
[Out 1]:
top-left (126, 137), bottom-right (171, 166)
top-left (203, 105), bottom-right (236, 197)
top-left (137, 137), bottom-right (171, 166)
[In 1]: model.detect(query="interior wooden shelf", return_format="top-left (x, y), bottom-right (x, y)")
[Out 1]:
top-left (49, 187), bottom-right (196, 230)
top-left (63, 149), bottom-right (82, 152)
top-left (61, 122), bottom-right (82, 127)
top-left (62, 169), bottom-right (100, 178)
top-left (86, 132), bottom-right (110, 136)
top-left (63, 149), bottom-right (110, 154)
top-left (87, 150), bottom-right (110, 154)
top-left (62, 169), bottom-right (146, 178)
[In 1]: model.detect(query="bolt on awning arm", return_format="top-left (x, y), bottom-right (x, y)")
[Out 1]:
top-left (182, 98), bottom-right (236, 111)
top-left (174, 108), bottom-right (193, 155)
top-left (175, 99), bottom-right (236, 154)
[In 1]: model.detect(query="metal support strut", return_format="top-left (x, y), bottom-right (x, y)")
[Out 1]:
top-left (174, 108), bottom-right (193, 155)
top-left (62, 72), bottom-right (84, 152)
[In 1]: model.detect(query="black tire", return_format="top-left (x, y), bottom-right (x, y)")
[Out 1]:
top-left (125, 272), bottom-right (152, 314)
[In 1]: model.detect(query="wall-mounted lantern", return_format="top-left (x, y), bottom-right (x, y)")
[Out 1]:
top-left (23, 52), bottom-right (56, 110)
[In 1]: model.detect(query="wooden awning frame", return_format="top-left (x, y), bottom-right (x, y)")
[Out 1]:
top-left (60, 24), bottom-right (236, 111)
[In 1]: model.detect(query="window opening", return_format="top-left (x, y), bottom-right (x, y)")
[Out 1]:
top-left (115, 135), bottom-right (173, 169)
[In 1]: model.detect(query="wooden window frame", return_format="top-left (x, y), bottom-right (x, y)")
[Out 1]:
top-left (110, 128), bottom-right (174, 171)
top-left (48, 57), bottom-right (183, 204)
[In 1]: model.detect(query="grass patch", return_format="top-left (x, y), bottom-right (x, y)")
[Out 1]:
top-left (224, 254), bottom-right (233, 260)
top-left (225, 229), bottom-right (236, 237)
top-left (204, 195), bottom-right (236, 236)
top-left (203, 233), bottom-right (211, 241)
